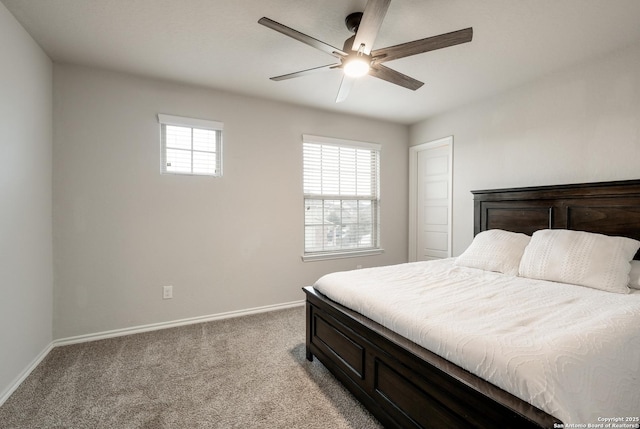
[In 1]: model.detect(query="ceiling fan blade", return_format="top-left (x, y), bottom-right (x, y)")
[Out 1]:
top-left (336, 75), bottom-right (357, 103)
top-left (372, 27), bottom-right (473, 64)
top-left (270, 63), bottom-right (340, 81)
top-left (258, 17), bottom-right (347, 58)
top-left (352, 0), bottom-right (391, 54)
top-left (369, 64), bottom-right (424, 90)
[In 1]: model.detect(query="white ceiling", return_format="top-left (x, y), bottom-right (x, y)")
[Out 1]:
top-left (3, 0), bottom-right (640, 124)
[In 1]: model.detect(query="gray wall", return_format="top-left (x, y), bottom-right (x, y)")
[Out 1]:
top-left (410, 43), bottom-right (640, 256)
top-left (53, 64), bottom-right (409, 339)
top-left (0, 3), bottom-right (53, 401)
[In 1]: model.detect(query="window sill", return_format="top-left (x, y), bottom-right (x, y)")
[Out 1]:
top-left (301, 248), bottom-right (384, 262)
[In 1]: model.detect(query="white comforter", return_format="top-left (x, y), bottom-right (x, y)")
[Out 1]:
top-left (313, 258), bottom-right (640, 425)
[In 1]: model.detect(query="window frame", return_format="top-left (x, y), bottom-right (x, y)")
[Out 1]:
top-left (302, 134), bottom-right (383, 262)
top-left (158, 114), bottom-right (223, 177)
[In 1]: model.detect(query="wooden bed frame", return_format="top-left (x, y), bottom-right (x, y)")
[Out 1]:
top-left (304, 179), bottom-right (640, 428)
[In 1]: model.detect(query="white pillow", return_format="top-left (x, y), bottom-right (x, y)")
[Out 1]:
top-left (455, 229), bottom-right (531, 275)
top-left (629, 260), bottom-right (640, 290)
top-left (518, 229), bottom-right (640, 294)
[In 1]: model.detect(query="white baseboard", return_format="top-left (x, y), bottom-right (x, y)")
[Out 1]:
top-left (54, 299), bottom-right (305, 346)
top-left (0, 342), bottom-right (54, 407)
top-left (0, 299), bottom-right (305, 407)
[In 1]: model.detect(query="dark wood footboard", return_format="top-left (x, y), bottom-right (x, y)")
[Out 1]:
top-left (304, 286), bottom-right (561, 429)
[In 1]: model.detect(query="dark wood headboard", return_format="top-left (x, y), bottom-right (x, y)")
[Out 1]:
top-left (472, 179), bottom-right (640, 259)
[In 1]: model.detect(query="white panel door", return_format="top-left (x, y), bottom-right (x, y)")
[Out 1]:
top-left (409, 137), bottom-right (453, 261)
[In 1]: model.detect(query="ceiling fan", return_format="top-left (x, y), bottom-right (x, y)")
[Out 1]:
top-left (258, 0), bottom-right (472, 103)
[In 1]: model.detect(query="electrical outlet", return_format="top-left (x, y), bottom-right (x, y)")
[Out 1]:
top-left (356, 265), bottom-right (363, 269)
top-left (163, 285), bottom-right (173, 299)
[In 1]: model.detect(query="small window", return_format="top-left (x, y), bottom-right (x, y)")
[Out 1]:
top-left (302, 134), bottom-right (382, 261)
top-left (158, 114), bottom-right (223, 176)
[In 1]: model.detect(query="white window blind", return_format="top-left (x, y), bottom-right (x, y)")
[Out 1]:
top-left (158, 114), bottom-right (223, 176)
top-left (303, 134), bottom-right (381, 259)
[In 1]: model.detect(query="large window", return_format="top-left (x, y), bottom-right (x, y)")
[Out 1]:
top-left (158, 114), bottom-right (223, 176)
top-left (303, 134), bottom-right (381, 261)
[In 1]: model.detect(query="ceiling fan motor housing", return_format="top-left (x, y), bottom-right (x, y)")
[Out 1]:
top-left (343, 35), bottom-right (357, 53)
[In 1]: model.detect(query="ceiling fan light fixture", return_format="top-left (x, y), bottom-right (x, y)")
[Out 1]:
top-left (343, 56), bottom-right (370, 78)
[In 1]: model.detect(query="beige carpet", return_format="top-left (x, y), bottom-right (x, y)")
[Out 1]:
top-left (0, 307), bottom-right (382, 428)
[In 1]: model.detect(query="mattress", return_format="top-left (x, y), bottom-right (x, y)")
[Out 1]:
top-left (313, 258), bottom-right (640, 425)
